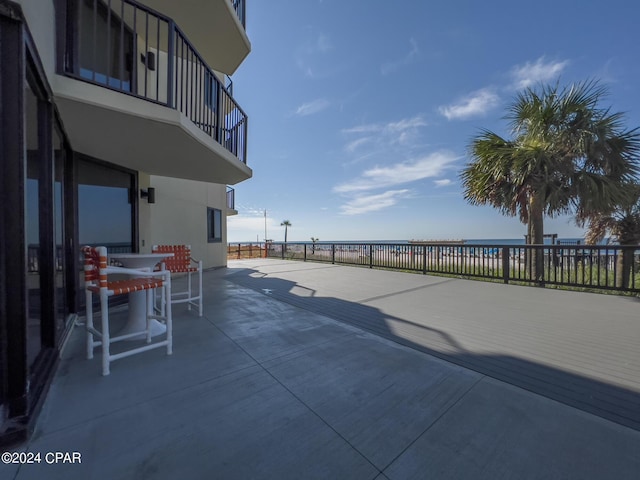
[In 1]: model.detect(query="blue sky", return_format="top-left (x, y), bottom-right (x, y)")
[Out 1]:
top-left (228, 0), bottom-right (640, 243)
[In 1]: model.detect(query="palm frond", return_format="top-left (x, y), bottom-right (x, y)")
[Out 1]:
top-left (460, 78), bottom-right (640, 238)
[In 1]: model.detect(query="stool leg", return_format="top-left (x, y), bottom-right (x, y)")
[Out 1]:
top-left (160, 282), bottom-right (166, 317)
top-left (100, 293), bottom-right (110, 376)
top-left (165, 275), bottom-right (173, 355)
top-left (146, 289), bottom-right (153, 344)
top-left (187, 271), bottom-right (192, 311)
top-left (198, 263), bottom-right (203, 316)
top-left (86, 290), bottom-right (94, 360)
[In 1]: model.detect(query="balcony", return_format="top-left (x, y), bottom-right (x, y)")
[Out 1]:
top-left (231, 0), bottom-right (246, 28)
top-left (226, 186), bottom-right (238, 216)
top-left (138, 0), bottom-right (249, 74)
top-left (9, 260), bottom-right (640, 477)
top-left (55, 0), bottom-right (251, 184)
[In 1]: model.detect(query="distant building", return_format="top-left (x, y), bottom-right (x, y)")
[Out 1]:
top-left (0, 0), bottom-right (251, 444)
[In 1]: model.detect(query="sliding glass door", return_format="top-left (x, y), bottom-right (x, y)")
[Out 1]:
top-left (23, 56), bottom-right (75, 385)
top-left (1, 4), bottom-right (76, 443)
top-left (77, 158), bottom-right (135, 252)
top-left (24, 75), bottom-right (44, 368)
top-left (77, 158), bottom-right (136, 310)
top-left (54, 126), bottom-right (69, 340)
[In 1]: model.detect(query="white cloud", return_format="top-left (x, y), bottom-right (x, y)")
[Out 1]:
top-left (434, 179), bottom-right (452, 187)
top-left (385, 116), bottom-right (428, 132)
top-left (334, 151), bottom-right (459, 193)
top-left (228, 215), bottom-right (277, 241)
top-left (295, 31), bottom-right (333, 78)
top-left (294, 99), bottom-right (330, 116)
top-left (342, 124), bottom-right (382, 135)
top-left (342, 115), bottom-right (427, 136)
top-left (316, 33), bottom-right (332, 54)
top-left (340, 115), bottom-right (429, 165)
top-left (228, 208), bottom-right (299, 242)
top-left (298, 32), bottom-right (332, 56)
top-left (437, 57), bottom-right (568, 121)
top-left (340, 190), bottom-right (411, 215)
top-left (439, 89), bottom-right (500, 120)
top-left (227, 215), bottom-right (268, 232)
top-left (511, 56), bottom-right (569, 89)
top-left (336, 115), bottom-right (458, 215)
top-left (344, 137), bottom-right (373, 153)
top-left (381, 38), bottom-right (420, 75)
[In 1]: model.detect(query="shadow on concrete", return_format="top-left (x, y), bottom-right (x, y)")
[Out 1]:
top-left (227, 266), bottom-right (640, 432)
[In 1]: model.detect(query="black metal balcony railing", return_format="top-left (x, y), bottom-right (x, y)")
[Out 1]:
top-left (226, 186), bottom-right (235, 210)
top-left (63, 0), bottom-right (247, 164)
top-left (244, 242), bottom-right (640, 295)
top-left (231, 0), bottom-right (246, 28)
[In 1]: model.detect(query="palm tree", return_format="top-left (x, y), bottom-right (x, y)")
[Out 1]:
top-left (579, 183), bottom-right (640, 288)
top-left (281, 220), bottom-right (292, 243)
top-left (461, 80), bottom-right (640, 282)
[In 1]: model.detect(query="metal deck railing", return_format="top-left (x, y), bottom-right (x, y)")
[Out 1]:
top-left (235, 242), bottom-right (640, 294)
top-left (63, 0), bottom-right (247, 163)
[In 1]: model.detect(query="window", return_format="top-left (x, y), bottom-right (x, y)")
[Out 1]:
top-left (207, 208), bottom-right (222, 243)
top-left (25, 73), bottom-right (44, 368)
top-left (76, 0), bottom-right (135, 91)
top-left (77, 158), bottom-right (134, 249)
top-left (204, 72), bottom-right (218, 112)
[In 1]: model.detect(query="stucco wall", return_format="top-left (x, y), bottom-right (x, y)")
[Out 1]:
top-left (16, 0), bottom-right (234, 270)
top-left (142, 175), bottom-right (228, 269)
top-left (17, 0), bottom-right (56, 77)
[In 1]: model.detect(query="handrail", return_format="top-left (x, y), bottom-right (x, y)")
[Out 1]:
top-left (231, 0), bottom-right (246, 28)
top-left (250, 241), bottom-right (640, 294)
top-left (62, 0), bottom-right (247, 164)
top-left (226, 186), bottom-right (235, 210)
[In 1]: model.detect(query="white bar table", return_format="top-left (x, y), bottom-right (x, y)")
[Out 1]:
top-left (109, 252), bottom-right (174, 339)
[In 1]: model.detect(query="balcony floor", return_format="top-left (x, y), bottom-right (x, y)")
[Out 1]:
top-left (5, 259), bottom-right (640, 479)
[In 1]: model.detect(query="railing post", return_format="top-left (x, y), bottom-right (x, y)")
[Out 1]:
top-left (332, 244), bottom-right (335, 264)
top-left (243, 117), bottom-right (248, 164)
top-left (241, 0), bottom-right (246, 28)
top-left (166, 20), bottom-right (175, 107)
top-left (281, 244), bottom-right (285, 260)
top-left (369, 245), bottom-right (373, 268)
top-left (216, 80), bottom-right (224, 144)
top-left (502, 247), bottom-right (510, 284)
top-left (422, 245), bottom-right (427, 275)
top-left (304, 244), bottom-right (307, 261)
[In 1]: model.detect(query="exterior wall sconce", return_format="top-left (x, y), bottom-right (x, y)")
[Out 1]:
top-left (140, 51), bottom-right (156, 71)
top-left (140, 187), bottom-right (156, 204)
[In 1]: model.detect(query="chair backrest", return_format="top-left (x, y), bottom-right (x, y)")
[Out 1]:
top-left (82, 246), bottom-right (108, 289)
top-left (153, 245), bottom-right (193, 273)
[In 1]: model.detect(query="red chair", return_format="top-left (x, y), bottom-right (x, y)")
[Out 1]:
top-left (153, 245), bottom-right (203, 316)
top-left (83, 246), bottom-right (172, 375)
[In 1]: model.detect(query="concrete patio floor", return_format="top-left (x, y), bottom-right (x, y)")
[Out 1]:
top-left (3, 259), bottom-right (639, 479)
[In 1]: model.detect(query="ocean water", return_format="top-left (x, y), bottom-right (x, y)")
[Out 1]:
top-left (311, 238), bottom-right (588, 245)
top-left (463, 237), bottom-right (586, 246)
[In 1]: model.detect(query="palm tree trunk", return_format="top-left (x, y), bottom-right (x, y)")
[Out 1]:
top-left (615, 227), bottom-right (640, 289)
top-left (616, 245), bottom-right (633, 289)
top-left (616, 250), bottom-right (632, 289)
top-left (529, 192), bottom-right (545, 284)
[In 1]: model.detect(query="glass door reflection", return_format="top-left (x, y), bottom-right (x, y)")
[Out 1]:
top-left (25, 77), bottom-right (42, 368)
